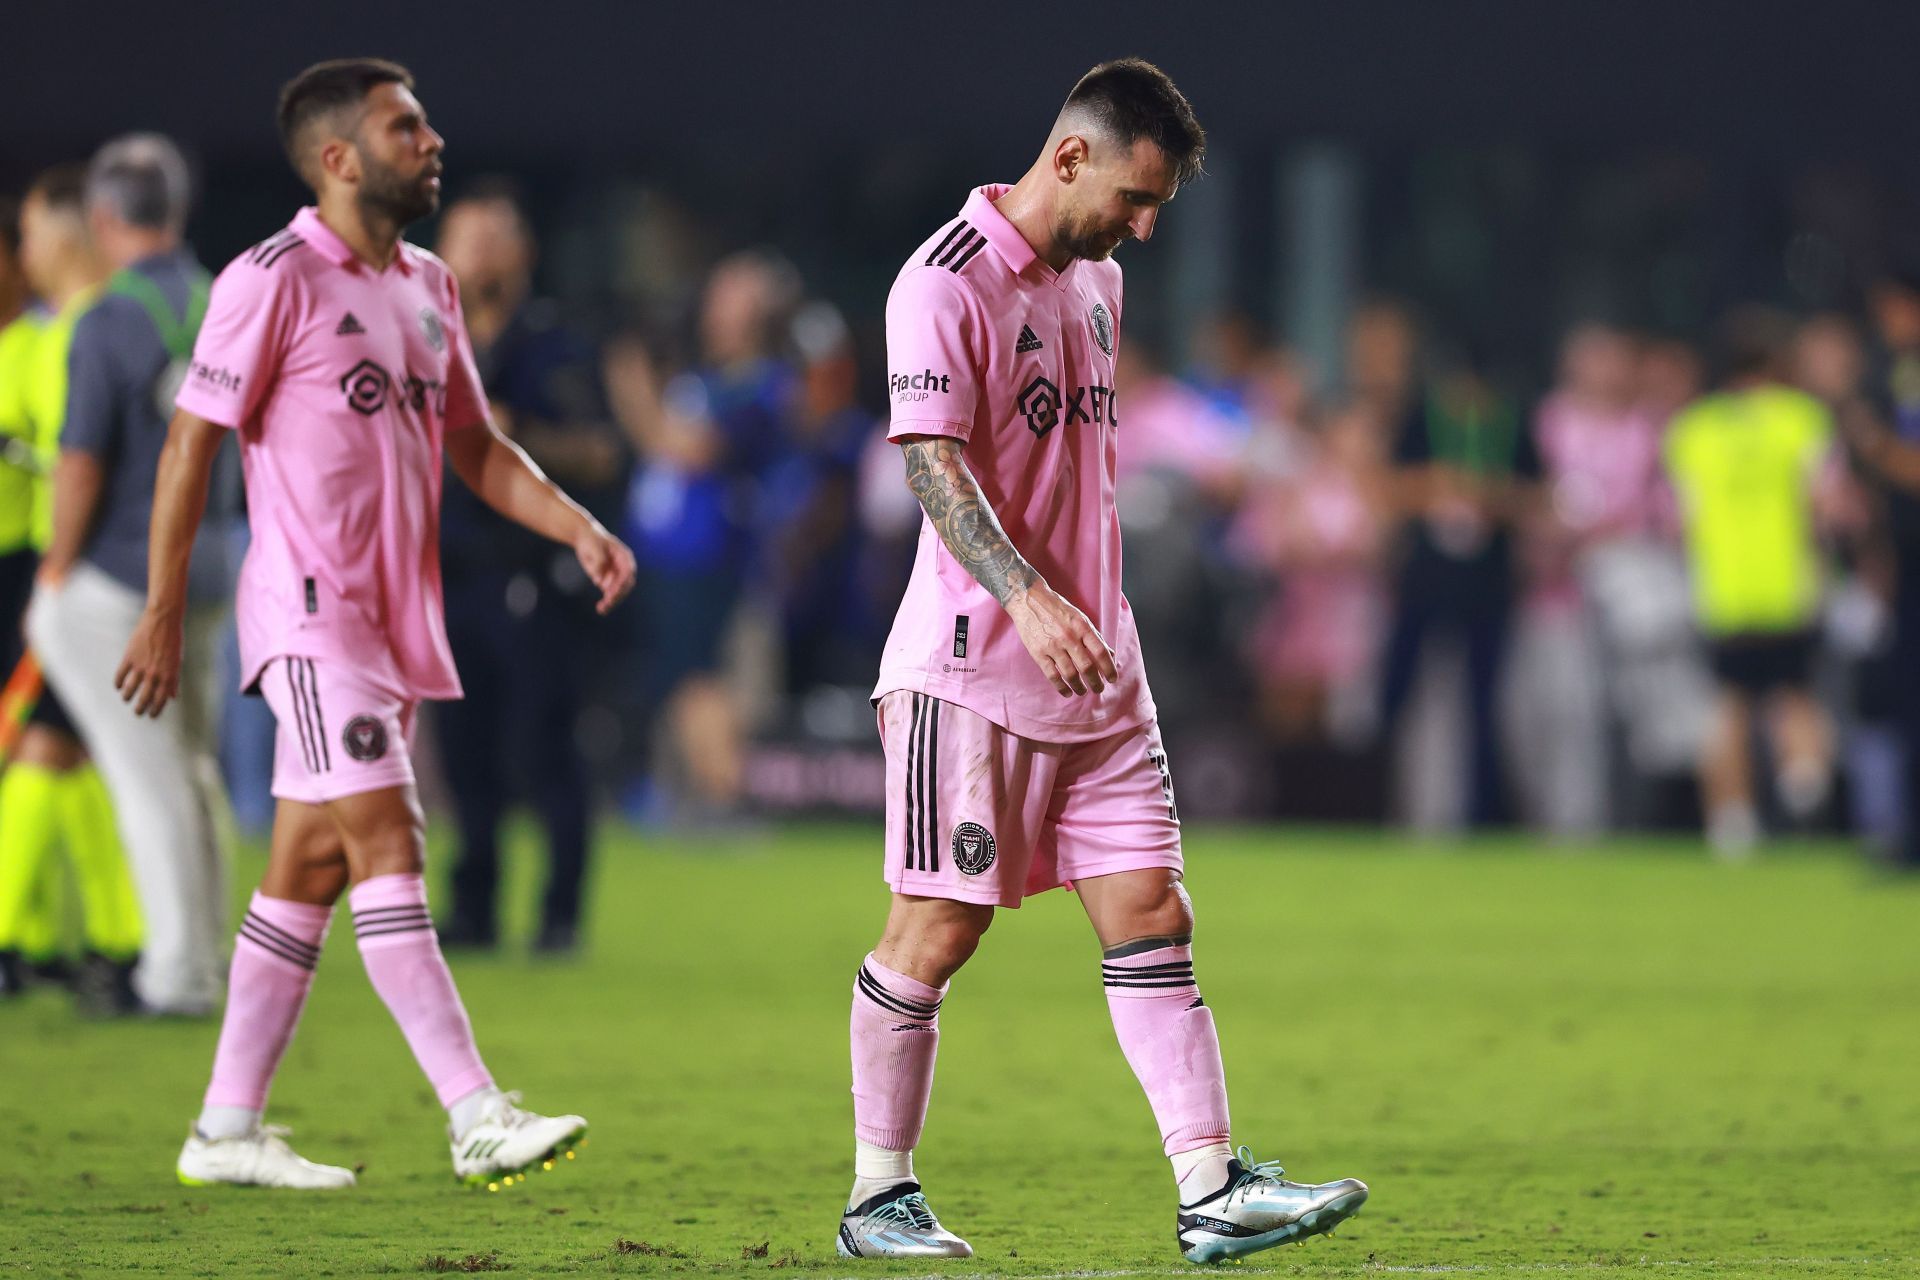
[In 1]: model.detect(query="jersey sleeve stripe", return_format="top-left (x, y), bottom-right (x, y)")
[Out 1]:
top-left (948, 237), bottom-right (988, 273)
top-left (924, 221), bottom-right (969, 267)
top-left (259, 238), bottom-right (308, 270)
top-left (936, 228), bottom-right (979, 268)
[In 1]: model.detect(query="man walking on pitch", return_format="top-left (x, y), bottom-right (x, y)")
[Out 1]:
top-left (115, 58), bottom-right (636, 1190)
top-left (842, 59), bottom-right (1367, 1263)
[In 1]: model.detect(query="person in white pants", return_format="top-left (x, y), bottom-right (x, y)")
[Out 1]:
top-left (24, 134), bottom-right (234, 1014)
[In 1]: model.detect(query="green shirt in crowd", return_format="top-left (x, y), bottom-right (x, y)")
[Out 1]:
top-left (1663, 383), bottom-right (1832, 637)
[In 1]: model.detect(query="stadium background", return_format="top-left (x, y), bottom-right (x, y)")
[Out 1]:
top-left (5, 4), bottom-right (1920, 1275)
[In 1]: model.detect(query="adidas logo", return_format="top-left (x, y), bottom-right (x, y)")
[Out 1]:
top-left (1015, 324), bottom-right (1043, 353)
top-left (335, 313), bottom-right (366, 336)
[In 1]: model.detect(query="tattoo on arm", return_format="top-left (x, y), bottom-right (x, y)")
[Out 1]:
top-left (902, 438), bottom-right (1038, 607)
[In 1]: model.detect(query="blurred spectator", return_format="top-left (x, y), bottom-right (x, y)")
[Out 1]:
top-left (1508, 323), bottom-right (1667, 836)
top-left (1345, 299), bottom-right (1422, 429)
top-left (1379, 347), bottom-right (1539, 827)
top-left (1792, 314), bottom-right (1900, 856)
top-left (759, 301), bottom-right (871, 693)
top-left (1232, 399), bottom-right (1391, 744)
top-left (621, 250), bottom-right (798, 817)
top-left (0, 166), bottom-right (144, 1005)
top-left (1185, 309), bottom-right (1266, 426)
top-left (27, 136), bottom-right (235, 1016)
top-left (434, 183), bottom-right (626, 951)
top-left (1841, 272), bottom-right (1920, 868)
top-left (1663, 307), bottom-right (1836, 856)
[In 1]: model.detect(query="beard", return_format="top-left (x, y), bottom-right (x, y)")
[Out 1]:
top-left (1056, 211), bottom-right (1124, 263)
top-left (358, 157), bottom-right (440, 229)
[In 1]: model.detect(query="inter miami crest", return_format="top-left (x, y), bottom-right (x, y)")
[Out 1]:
top-left (343, 715), bottom-right (389, 762)
top-left (951, 822), bottom-right (997, 876)
top-left (1090, 302), bottom-right (1114, 357)
top-left (418, 306), bottom-right (446, 352)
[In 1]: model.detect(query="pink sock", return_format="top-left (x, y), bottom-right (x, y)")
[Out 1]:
top-left (350, 873), bottom-right (493, 1107)
top-left (850, 954), bottom-right (946, 1151)
top-left (1104, 941), bottom-right (1231, 1155)
top-left (204, 892), bottom-right (333, 1110)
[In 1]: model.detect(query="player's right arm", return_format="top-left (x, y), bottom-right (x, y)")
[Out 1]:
top-left (116, 409), bottom-right (226, 716)
top-left (118, 247), bottom-right (292, 717)
top-left (886, 264), bottom-right (1116, 697)
top-left (898, 433), bottom-right (1117, 696)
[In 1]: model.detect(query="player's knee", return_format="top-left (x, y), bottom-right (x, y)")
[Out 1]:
top-left (1129, 872), bottom-right (1194, 941)
top-left (880, 899), bottom-right (994, 985)
top-left (347, 819), bottom-right (426, 882)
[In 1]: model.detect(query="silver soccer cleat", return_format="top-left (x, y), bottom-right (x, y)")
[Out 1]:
top-left (836, 1182), bottom-right (973, 1258)
top-left (1176, 1146), bottom-right (1367, 1263)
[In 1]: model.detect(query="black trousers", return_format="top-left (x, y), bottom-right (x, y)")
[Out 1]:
top-left (437, 571), bottom-right (593, 933)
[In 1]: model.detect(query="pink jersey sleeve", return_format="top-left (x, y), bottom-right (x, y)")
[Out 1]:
top-left (440, 270), bottom-right (489, 433)
top-left (885, 268), bottom-right (981, 442)
top-left (175, 257), bottom-right (299, 429)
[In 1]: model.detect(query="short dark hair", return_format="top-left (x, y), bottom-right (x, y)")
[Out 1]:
top-left (276, 57), bottom-right (415, 184)
top-left (1062, 58), bottom-right (1206, 188)
top-left (0, 196), bottom-right (19, 258)
top-left (1715, 305), bottom-right (1795, 381)
top-left (447, 175), bottom-right (534, 243)
top-left (27, 163), bottom-right (88, 216)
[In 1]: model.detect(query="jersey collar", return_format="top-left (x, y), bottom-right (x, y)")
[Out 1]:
top-left (961, 184), bottom-right (1071, 288)
top-left (291, 206), bottom-right (417, 276)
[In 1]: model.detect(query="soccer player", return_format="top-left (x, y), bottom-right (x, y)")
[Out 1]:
top-left (114, 58), bottom-right (636, 1190)
top-left (841, 59), bottom-right (1368, 1264)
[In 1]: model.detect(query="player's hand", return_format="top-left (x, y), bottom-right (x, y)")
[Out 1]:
top-left (573, 522), bottom-right (638, 615)
top-left (1005, 581), bottom-right (1119, 697)
top-left (115, 606), bottom-right (185, 718)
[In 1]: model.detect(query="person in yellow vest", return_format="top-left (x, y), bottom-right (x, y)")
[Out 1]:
top-left (1664, 307), bottom-right (1838, 857)
top-left (0, 167), bottom-right (142, 1004)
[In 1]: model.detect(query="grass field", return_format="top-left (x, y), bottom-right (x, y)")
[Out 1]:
top-left (3, 824), bottom-right (1918, 1278)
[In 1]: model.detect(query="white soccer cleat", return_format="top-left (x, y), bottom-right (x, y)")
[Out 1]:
top-left (449, 1090), bottom-right (587, 1190)
top-left (836, 1181), bottom-right (974, 1258)
top-left (177, 1124), bottom-right (356, 1189)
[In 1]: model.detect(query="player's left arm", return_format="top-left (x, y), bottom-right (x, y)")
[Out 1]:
top-left (443, 423), bottom-right (636, 615)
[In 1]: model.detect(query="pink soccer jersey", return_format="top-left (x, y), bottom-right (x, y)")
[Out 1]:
top-left (873, 184), bottom-right (1155, 743)
top-left (176, 206), bottom-right (488, 700)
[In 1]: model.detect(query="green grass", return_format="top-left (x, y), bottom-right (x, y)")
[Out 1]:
top-left (3, 824), bottom-right (1918, 1278)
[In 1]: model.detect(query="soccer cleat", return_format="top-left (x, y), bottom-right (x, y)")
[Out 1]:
top-left (177, 1124), bottom-right (356, 1189)
top-left (836, 1181), bottom-right (974, 1258)
top-left (450, 1091), bottom-right (587, 1189)
top-left (1176, 1146), bottom-right (1367, 1264)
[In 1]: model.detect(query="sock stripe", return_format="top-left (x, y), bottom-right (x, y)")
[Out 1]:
top-left (1104, 977), bottom-right (1199, 989)
top-left (238, 921), bottom-right (319, 971)
top-left (1101, 960), bottom-right (1195, 975)
top-left (351, 905), bottom-right (432, 922)
top-left (857, 966), bottom-right (941, 1019)
top-left (857, 967), bottom-right (941, 1018)
top-left (353, 922), bottom-right (435, 940)
top-left (241, 911), bottom-right (323, 959)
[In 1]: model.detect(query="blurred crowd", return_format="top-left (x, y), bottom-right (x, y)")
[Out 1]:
top-left (7, 140), bottom-right (1920, 997)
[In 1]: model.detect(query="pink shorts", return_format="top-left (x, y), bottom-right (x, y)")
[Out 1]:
top-left (878, 690), bottom-right (1182, 908)
top-left (258, 657), bottom-right (419, 804)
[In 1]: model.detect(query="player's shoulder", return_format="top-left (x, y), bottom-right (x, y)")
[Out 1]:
top-left (401, 241), bottom-right (461, 305)
top-left (224, 225), bottom-right (316, 278)
top-left (894, 213), bottom-right (1001, 299)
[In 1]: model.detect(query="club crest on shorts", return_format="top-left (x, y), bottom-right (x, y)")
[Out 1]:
top-left (1090, 302), bottom-right (1114, 357)
top-left (343, 715), bottom-right (388, 762)
top-left (951, 821), bottom-right (996, 876)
